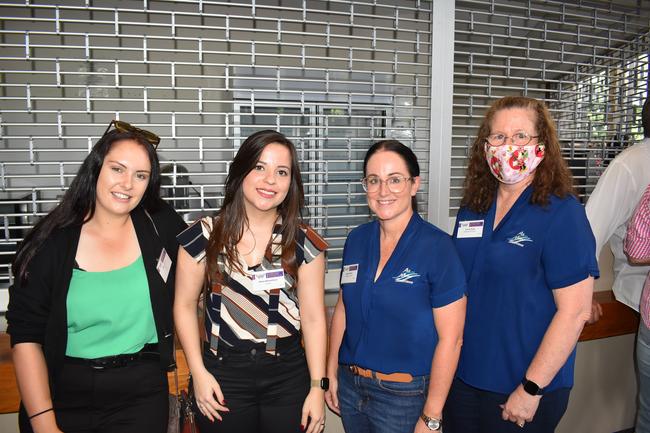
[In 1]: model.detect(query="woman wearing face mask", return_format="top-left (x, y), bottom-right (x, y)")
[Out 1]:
top-left (443, 96), bottom-right (599, 432)
top-left (174, 130), bottom-right (328, 433)
top-left (7, 121), bottom-right (187, 433)
top-left (325, 140), bottom-right (467, 433)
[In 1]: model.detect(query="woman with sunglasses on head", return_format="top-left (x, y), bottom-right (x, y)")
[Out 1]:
top-left (174, 130), bottom-right (328, 433)
top-left (7, 121), bottom-right (187, 433)
top-left (325, 140), bottom-right (467, 433)
top-left (443, 96), bottom-right (598, 432)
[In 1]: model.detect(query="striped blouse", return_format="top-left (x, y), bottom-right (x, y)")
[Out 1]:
top-left (625, 183), bottom-right (650, 328)
top-left (177, 217), bottom-right (327, 355)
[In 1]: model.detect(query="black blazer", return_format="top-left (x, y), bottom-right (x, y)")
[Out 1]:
top-left (7, 202), bottom-right (187, 381)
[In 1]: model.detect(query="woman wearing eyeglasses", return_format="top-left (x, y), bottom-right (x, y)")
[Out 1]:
top-left (442, 96), bottom-right (598, 432)
top-left (325, 140), bottom-right (467, 433)
top-left (7, 121), bottom-right (187, 433)
top-left (174, 130), bottom-right (328, 433)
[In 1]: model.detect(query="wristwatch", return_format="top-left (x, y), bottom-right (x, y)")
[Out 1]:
top-left (311, 377), bottom-right (330, 391)
top-left (521, 377), bottom-right (545, 396)
top-left (420, 413), bottom-right (442, 431)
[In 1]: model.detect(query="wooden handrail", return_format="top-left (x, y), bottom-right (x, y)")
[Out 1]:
top-left (0, 290), bottom-right (640, 414)
top-left (579, 290), bottom-right (639, 341)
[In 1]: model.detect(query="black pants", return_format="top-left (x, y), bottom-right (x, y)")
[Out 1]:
top-left (19, 358), bottom-right (168, 433)
top-left (443, 378), bottom-right (571, 433)
top-left (195, 337), bottom-right (310, 433)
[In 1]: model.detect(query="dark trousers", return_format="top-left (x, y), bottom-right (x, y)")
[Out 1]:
top-left (195, 337), bottom-right (310, 433)
top-left (443, 378), bottom-right (570, 433)
top-left (19, 358), bottom-right (168, 433)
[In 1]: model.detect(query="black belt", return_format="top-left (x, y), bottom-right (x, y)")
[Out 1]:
top-left (65, 343), bottom-right (160, 369)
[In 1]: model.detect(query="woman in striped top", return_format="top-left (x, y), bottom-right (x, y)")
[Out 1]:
top-left (174, 130), bottom-right (328, 433)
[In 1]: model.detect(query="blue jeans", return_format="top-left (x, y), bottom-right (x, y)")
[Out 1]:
top-left (638, 322), bottom-right (650, 433)
top-left (337, 365), bottom-right (429, 433)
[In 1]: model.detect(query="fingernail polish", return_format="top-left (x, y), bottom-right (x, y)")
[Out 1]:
top-left (222, 399), bottom-right (227, 405)
top-left (300, 425), bottom-right (305, 431)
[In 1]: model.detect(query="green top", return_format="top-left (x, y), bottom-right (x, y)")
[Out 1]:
top-left (66, 255), bottom-right (158, 358)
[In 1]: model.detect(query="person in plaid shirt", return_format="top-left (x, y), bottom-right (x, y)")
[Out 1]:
top-left (624, 182), bottom-right (650, 433)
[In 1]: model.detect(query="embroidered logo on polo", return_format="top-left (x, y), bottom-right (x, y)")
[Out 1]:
top-left (507, 231), bottom-right (533, 247)
top-left (394, 268), bottom-right (420, 284)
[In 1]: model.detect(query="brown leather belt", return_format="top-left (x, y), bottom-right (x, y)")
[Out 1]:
top-left (347, 365), bottom-right (413, 383)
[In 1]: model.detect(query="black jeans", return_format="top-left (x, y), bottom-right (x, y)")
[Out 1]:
top-left (19, 358), bottom-right (168, 433)
top-left (194, 336), bottom-right (310, 433)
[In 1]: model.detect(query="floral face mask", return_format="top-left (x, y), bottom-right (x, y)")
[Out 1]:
top-left (485, 143), bottom-right (545, 184)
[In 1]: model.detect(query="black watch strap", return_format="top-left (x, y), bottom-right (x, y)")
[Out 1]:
top-left (521, 377), bottom-right (544, 395)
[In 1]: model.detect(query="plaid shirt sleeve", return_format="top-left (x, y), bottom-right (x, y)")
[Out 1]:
top-left (624, 183), bottom-right (650, 262)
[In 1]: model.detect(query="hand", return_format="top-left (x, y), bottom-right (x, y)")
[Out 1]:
top-left (586, 299), bottom-right (603, 324)
top-left (500, 385), bottom-right (541, 428)
top-left (324, 371), bottom-right (340, 415)
top-left (192, 368), bottom-right (229, 422)
top-left (301, 388), bottom-right (326, 433)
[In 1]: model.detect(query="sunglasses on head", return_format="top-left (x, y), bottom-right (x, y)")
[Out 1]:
top-left (103, 120), bottom-right (161, 149)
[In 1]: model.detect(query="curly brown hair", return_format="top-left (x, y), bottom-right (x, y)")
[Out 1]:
top-left (461, 96), bottom-right (576, 213)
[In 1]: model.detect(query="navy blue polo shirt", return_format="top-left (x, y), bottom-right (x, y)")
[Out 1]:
top-left (452, 186), bottom-right (599, 394)
top-left (338, 212), bottom-right (467, 377)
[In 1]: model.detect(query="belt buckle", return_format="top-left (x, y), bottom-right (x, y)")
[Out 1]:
top-left (90, 359), bottom-right (109, 370)
top-left (348, 365), bottom-right (359, 375)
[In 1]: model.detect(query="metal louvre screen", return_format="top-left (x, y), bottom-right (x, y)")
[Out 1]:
top-left (452, 0), bottom-right (650, 214)
top-left (0, 0), bottom-right (435, 285)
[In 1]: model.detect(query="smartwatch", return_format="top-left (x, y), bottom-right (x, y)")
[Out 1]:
top-left (521, 377), bottom-right (545, 396)
top-left (311, 377), bottom-right (330, 391)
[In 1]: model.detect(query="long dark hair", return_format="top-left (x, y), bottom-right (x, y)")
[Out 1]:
top-left (363, 139), bottom-right (420, 211)
top-left (12, 130), bottom-right (163, 282)
top-left (206, 130), bottom-right (305, 283)
top-left (461, 96), bottom-right (576, 213)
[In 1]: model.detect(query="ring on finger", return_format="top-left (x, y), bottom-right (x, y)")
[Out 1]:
top-left (518, 421), bottom-right (525, 428)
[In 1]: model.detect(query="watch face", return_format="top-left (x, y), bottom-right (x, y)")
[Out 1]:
top-left (321, 377), bottom-right (330, 391)
top-left (523, 380), bottom-right (540, 395)
top-left (426, 419), bottom-right (441, 430)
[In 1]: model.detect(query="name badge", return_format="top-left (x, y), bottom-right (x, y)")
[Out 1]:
top-left (457, 220), bottom-right (484, 238)
top-left (251, 269), bottom-right (285, 292)
top-left (341, 264), bottom-right (359, 284)
top-left (156, 248), bottom-right (172, 283)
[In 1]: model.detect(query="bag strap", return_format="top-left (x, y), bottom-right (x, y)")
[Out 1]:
top-left (172, 340), bottom-right (181, 398)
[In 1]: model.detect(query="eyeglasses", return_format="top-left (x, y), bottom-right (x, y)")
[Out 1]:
top-left (486, 132), bottom-right (539, 147)
top-left (361, 175), bottom-right (413, 194)
top-left (103, 120), bottom-right (161, 149)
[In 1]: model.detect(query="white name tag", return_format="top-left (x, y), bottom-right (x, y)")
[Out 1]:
top-left (457, 220), bottom-right (485, 238)
top-left (251, 269), bottom-right (285, 292)
top-left (341, 264), bottom-right (359, 284)
top-left (156, 248), bottom-right (172, 283)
